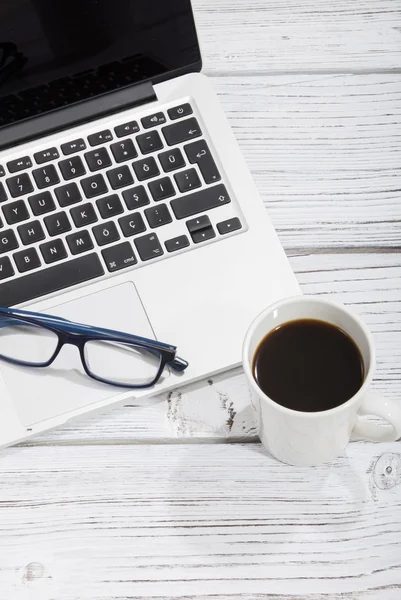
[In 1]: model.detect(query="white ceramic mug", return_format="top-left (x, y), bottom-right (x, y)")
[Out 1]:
top-left (242, 296), bottom-right (401, 466)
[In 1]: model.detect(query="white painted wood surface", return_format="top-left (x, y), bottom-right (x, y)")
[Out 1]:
top-left (1, 2), bottom-right (401, 599)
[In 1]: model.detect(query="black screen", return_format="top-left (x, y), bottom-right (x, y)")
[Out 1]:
top-left (0, 0), bottom-right (200, 128)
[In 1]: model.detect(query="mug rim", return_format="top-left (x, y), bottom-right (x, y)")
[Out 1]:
top-left (242, 295), bottom-right (376, 418)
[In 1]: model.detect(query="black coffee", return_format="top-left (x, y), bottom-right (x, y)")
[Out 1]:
top-left (253, 319), bottom-right (364, 412)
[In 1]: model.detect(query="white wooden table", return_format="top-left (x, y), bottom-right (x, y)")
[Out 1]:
top-left (1, 2), bottom-right (401, 598)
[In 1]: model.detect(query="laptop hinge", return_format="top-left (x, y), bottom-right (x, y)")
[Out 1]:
top-left (0, 81), bottom-right (157, 152)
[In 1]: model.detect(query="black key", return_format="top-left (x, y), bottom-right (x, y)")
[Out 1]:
top-left (145, 204), bottom-right (172, 229)
top-left (0, 253), bottom-right (104, 307)
top-left (55, 182), bottom-right (82, 207)
top-left (70, 203), bottom-right (98, 227)
top-left (132, 157), bottom-right (159, 181)
top-left (184, 140), bottom-right (221, 185)
top-left (0, 183), bottom-right (7, 203)
top-left (32, 165), bottom-right (60, 189)
top-left (81, 174), bottom-right (108, 199)
top-left (61, 139), bottom-right (86, 155)
top-left (168, 104), bottom-right (193, 121)
top-left (0, 230), bottom-right (18, 254)
top-left (14, 247), bottom-right (41, 273)
top-left (217, 217), bottom-right (242, 235)
top-left (158, 148), bottom-right (186, 173)
top-left (162, 118), bottom-right (202, 147)
top-left (141, 112), bottom-right (166, 129)
top-left (6, 173), bottom-right (34, 198)
top-left (96, 194), bottom-right (124, 219)
top-left (134, 233), bottom-right (163, 261)
top-left (0, 256), bottom-right (14, 280)
top-left (148, 177), bottom-right (175, 201)
top-left (88, 130), bottom-right (113, 147)
top-left (174, 168), bottom-right (202, 193)
top-left (118, 213), bottom-right (146, 237)
top-left (136, 131), bottom-right (163, 155)
top-left (0, 166), bottom-right (5, 177)
top-left (34, 147), bottom-right (59, 165)
top-left (40, 239), bottom-right (68, 264)
top-left (58, 156), bottom-right (86, 180)
top-left (106, 166), bottom-right (134, 190)
top-left (191, 226), bottom-right (216, 244)
top-left (102, 242), bottom-right (137, 273)
top-left (171, 184), bottom-right (231, 219)
top-left (66, 230), bottom-right (94, 255)
top-left (92, 221), bottom-right (120, 246)
top-left (18, 220), bottom-right (45, 245)
top-left (3, 200), bottom-right (30, 225)
top-left (186, 215), bottom-right (211, 233)
top-left (114, 120), bottom-right (139, 138)
top-left (165, 235), bottom-right (190, 253)
top-left (29, 191), bottom-right (56, 216)
top-left (7, 156), bottom-right (33, 173)
top-left (110, 139), bottom-right (137, 163)
top-left (44, 211), bottom-right (72, 236)
top-left (85, 148), bottom-right (112, 172)
top-left (122, 185), bottom-right (150, 210)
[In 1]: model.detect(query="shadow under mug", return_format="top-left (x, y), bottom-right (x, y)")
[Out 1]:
top-left (242, 296), bottom-right (401, 467)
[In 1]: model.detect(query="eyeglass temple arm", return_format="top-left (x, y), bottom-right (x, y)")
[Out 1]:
top-left (168, 356), bottom-right (189, 372)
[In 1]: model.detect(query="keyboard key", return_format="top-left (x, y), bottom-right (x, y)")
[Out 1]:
top-left (0, 253), bottom-right (104, 307)
top-left (158, 148), bottom-right (185, 173)
top-left (14, 247), bottom-right (41, 273)
top-left (88, 129), bottom-right (113, 147)
top-left (132, 157), bottom-right (159, 181)
top-left (115, 120), bottom-right (139, 137)
top-left (92, 221), bottom-right (120, 246)
top-left (0, 166), bottom-right (5, 177)
top-left (134, 233), bottom-right (163, 261)
top-left (7, 156), bottom-right (33, 173)
top-left (171, 184), bottom-right (231, 219)
top-left (217, 217), bottom-right (242, 235)
top-left (165, 235), bottom-right (190, 253)
top-left (0, 256), bottom-right (14, 280)
top-left (29, 191), bottom-right (56, 216)
top-left (67, 230), bottom-right (94, 255)
top-left (102, 242), bottom-right (137, 273)
top-left (55, 182), bottom-right (82, 207)
top-left (70, 203), bottom-right (98, 227)
top-left (186, 215), bottom-right (211, 233)
top-left (122, 185), bottom-right (150, 210)
top-left (118, 213), bottom-right (146, 237)
top-left (81, 174), bottom-right (108, 198)
top-left (3, 200), bottom-right (30, 225)
top-left (34, 147), bottom-right (59, 165)
top-left (61, 139), bottom-right (86, 155)
top-left (184, 140), bottom-right (221, 185)
top-left (96, 194), bottom-right (124, 219)
top-left (59, 156), bottom-right (86, 180)
top-left (168, 104), bottom-right (193, 121)
top-left (106, 166), bottom-right (134, 190)
top-left (44, 211), bottom-right (72, 236)
top-left (191, 226), bottom-right (216, 244)
top-left (40, 238), bottom-right (68, 264)
top-left (174, 168), bottom-right (202, 193)
top-left (162, 118), bottom-right (202, 146)
top-left (145, 204), bottom-right (172, 229)
top-left (6, 173), bottom-right (34, 198)
top-left (85, 148), bottom-right (112, 172)
top-left (0, 183), bottom-right (7, 203)
top-left (32, 165), bottom-right (60, 189)
top-left (141, 112), bottom-right (166, 129)
top-left (136, 131), bottom-right (163, 155)
top-left (18, 220), bottom-right (45, 245)
top-left (0, 230), bottom-right (19, 254)
top-left (110, 139), bottom-right (137, 163)
top-left (148, 177), bottom-right (175, 201)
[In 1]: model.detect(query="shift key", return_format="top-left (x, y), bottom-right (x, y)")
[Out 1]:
top-left (170, 184), bottom-right (231, 219)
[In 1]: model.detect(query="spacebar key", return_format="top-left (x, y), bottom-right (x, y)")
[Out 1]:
top-left (171, 184), bottom-right (231, 219)
top-left (0, 253), bottom-right (104, 307)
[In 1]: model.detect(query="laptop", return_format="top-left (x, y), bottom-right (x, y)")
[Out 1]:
top-left (0, 0), bottom-right (299, 447)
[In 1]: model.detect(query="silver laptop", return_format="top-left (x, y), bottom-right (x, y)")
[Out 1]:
top-left (0, 0), bottom-right (299, 447)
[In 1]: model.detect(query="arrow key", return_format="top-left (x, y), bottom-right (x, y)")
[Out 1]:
top-left (191, 226), bottom-right (216, 244)
top-left (186, 215), bottom-right (211, 233)
top-left (217, 217), bottom-right (242, 235)
top-left (165, 235), bottom-right (190, 253)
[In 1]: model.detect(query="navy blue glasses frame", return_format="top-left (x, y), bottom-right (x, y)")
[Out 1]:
top-left (0, 306), bottom-right (188, 389)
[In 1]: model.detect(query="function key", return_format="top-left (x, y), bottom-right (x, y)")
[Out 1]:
top-left (110, 139), bottom-right (138, 163)
top-left (217, 217), bottom-right (242, 235)
top-left (165, 235), bottom-right (190, 253)
top-left (0, 256), bottom-right (15, 280)
top-left (88, 130), bottom-right (113, 147)
top-left (7, 156), bottom-right (33, 174)
top-left (61, 138), bottom-right (86, 156)
top-left (0, 166), bottom-right (5, 177)
top-left (34, 147), bottom-right (60, 165)
top-left (141, 112), bottom-right (166, 129)
top-left (162, 118), bottom-right (202, 146)
top-left (0, 182), bottom-right (7, 203)
top-left (102, 242), bottom-right (137, 273)
top-left (114, 120), bottom-right (140, 138)
top-left (168, 104), bottom-right (193, 121)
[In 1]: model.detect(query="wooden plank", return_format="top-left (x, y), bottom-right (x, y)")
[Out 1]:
top-left (0, 443), bottom-right (400, 599)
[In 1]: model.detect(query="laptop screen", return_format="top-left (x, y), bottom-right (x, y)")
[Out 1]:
top-left (0, 0), bottom-right (200, 128)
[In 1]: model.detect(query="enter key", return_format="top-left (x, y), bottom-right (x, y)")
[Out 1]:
top-left (184, 140), bottom-right (221, 185)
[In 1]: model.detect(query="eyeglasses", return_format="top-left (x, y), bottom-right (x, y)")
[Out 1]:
top-left (0, 306), bottom-right (188, 389)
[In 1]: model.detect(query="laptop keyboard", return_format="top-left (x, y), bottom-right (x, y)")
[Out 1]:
top-left (0, 102), bottom-right (244, 307)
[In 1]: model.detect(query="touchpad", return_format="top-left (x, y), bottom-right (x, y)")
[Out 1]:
top-left (2, 282), bottom-right (156, 427)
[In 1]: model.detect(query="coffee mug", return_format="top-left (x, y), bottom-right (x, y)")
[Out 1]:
top-left (242, 296), bottom-right (401, 466)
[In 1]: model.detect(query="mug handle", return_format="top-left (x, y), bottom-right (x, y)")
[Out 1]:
top-left (351, 393), bottom-right (401, 442)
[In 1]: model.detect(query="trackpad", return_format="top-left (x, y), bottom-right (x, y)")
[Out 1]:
top-left (2, 282), bottom-right (157, 427)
